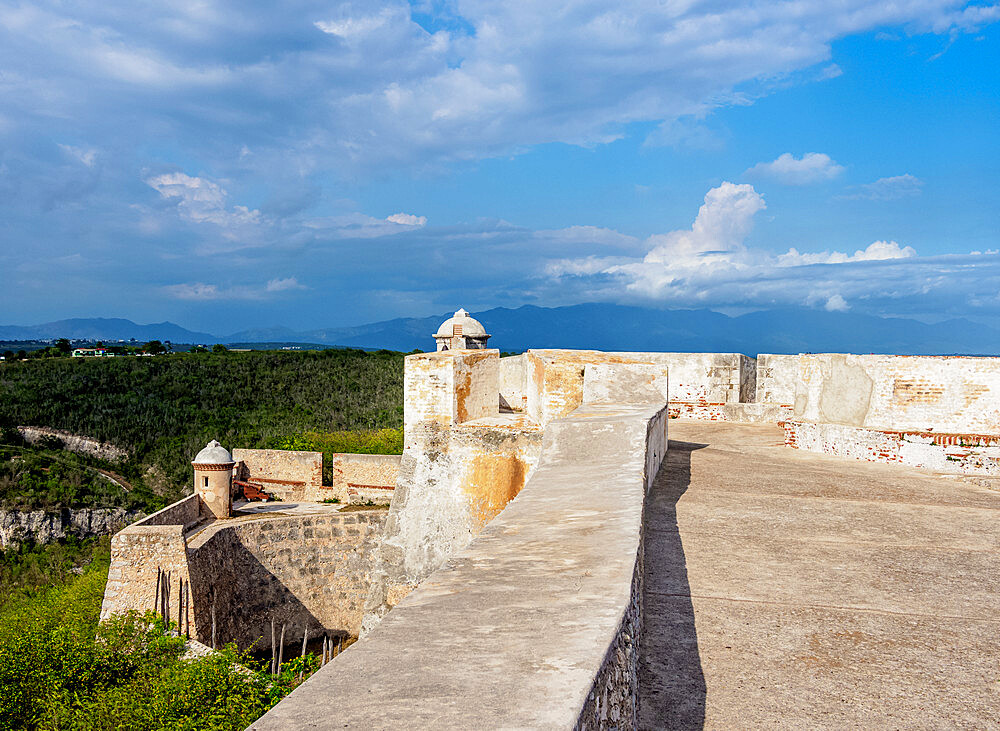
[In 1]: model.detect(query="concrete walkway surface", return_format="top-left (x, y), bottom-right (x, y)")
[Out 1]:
top-left (641, 421), bottom-right (1000, 730)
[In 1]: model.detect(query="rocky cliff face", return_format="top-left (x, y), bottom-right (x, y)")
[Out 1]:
top-left (0, 508), bottom-right (144, 549)
top-left (17, 426), bottom-right (129, 463)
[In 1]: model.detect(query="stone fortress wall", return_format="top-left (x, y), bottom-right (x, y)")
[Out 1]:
top-left (232, 448), bottom-right (399, 505)
top-left (100, 493), bottom-right (384, 651)
top-left (99, 306), bottom-right (1000, 729)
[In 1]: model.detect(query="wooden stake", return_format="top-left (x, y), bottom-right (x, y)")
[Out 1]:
top-left (154, 567), bottom-right (161, 615)
top-left (184, 581), bottom-right (191, 638)
top-left (270, 618), bottom-right (276, 676)
top-left (163, 572), bottom-right (170, 628)
top-left (299, 626), bottom-right (309, 681)
top-left (278, 623), bottom-right (286, 675)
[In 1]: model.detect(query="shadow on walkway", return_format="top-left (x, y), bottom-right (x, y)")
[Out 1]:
top-left (639, 439), bottom-right (708, 730)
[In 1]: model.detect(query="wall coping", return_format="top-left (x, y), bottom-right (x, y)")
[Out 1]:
top-left (250, 400), bottom-right (667, 730)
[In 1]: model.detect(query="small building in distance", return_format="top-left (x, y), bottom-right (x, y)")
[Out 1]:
top-left (72, 347), bottom-right (111, 357)
top-left (433, 308), bottom-right (491, 351)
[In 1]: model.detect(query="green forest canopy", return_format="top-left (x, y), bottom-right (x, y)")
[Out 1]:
top-left (0, 350), bottom-right (406, 503)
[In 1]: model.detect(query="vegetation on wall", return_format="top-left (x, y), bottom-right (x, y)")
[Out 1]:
top-left (0, 546), bottom-right (310, 731)
top-left (0, 349), bottom-right (405, 500)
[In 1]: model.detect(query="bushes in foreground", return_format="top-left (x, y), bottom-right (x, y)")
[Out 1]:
top-left (0, 553), bottom-right (300, 731)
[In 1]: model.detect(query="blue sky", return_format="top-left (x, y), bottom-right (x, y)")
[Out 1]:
top-left (1, 0), bottom-right (998, 333)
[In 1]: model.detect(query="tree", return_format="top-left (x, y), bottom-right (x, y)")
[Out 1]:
top-left (54, 339), bottom-right (71, 354)
top-left (211, 343), bottom-right (228, 354)
top-left (143, 340), bottom-right (166, 355)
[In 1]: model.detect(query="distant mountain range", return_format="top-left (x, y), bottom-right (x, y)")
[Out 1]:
top-left (3, 305), bottom-right (999, 356)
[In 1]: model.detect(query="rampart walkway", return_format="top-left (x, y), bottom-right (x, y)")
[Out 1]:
top-left (643, 421), bottom-right (1000, 729)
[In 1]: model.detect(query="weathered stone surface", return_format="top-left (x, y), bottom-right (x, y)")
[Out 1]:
top-left (499, 353), bottom-right (527, 411)
top-left (640, 421), bottom-right (1000, 729)
top-left (100, 498), bottom-right (386, 647)
top-left (252, 400), bottom-right (668, 730)
top-left (793, 353), bottom-right (1000, 432)
top-left (526, 350), bottom-right (753, 426)
top-left (329, 453), bottom-right (399, 504)
top-left (0, 507), bottom-right (143, 549)
top-left (232, 448), bottom-right (322, 501)
top-left (362, 350), bottom-right (544, 634)
top-left (583, 362), bottom-right (669, 405)
top-left (185, 508), bottom-right (386, 648)
top-left (755, 353), bottom-right (800, 406)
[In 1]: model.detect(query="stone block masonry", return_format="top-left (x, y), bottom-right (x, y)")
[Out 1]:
top-left (782, 420), bottom-right (1000, 475)
top-left (403, 348), bottom-right (499, 431)
top-left (328, 453), bottom-right (400, 505)
top-left (362, 349), bottom-right (543, 634)
top-left (232, 448), bottom-right (322, 501)
top-left (792, 354), bottom-right (1000, 433)
top-left (525, 350), bottom-right (754, 426)
top-left (252, 396), bottom-right (668, 730)
top-left (100, 498), bottom-right (386, 649)
top-left (185, 510), bottom-right (385, 648)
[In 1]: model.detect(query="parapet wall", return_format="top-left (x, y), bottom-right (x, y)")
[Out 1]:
top-left (755, 354), bottom-right (799, 406)
top-left (186, 510), bottom-right (385, 648)
top-left (101, 500), bottom-right (386, 649)
top-left (253, 387), bottom-right (668, 729)
top-left (525, 350), bottom-right (752, 426)
top-left (232, 448), bottom-right (323, 501)
top-left (499, 353), bottom-right (527, 411)
top-left (792, 353), bottom-right (1000, 433)
top-left (329, 453), bottom-right (400, 504)
top-left (780, 354), bottom-right (1000, 474)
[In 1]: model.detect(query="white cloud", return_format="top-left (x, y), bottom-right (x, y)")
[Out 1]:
top-left (825, 294), bottom-right (849, 311)
top-left (146, 172), bottom-right (262, 229)
top-left (386, 212), bottom-right (427, 226)
top-left (545, 182), bottom-right (936, 313)
top-left (745, 152), bottom-right (845, 185)
top-left (165, 277), bottom-right (305, 300)
top-left (58, 144), bottom-right (97, 167)
top-left (842, 173), bottom-right (923, 201)
top-left (2, 1), bottom-right (996, 173)
top-left (265, 276), bottom-right (306, 292)
top-left (164, 282), bottom-right (223, 300)
top-left (777, 240), bottom-right (916, 266)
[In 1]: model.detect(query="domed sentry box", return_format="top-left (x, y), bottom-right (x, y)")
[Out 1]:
top-left (433, 308), bottom-right (491, 351)
top-left (192, 439), bottom-right (235, 519)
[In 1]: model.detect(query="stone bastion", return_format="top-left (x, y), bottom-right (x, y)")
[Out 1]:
top-left (99, 343), bottom-right (1000, 728)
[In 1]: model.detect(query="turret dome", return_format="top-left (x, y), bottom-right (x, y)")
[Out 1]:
top-left (434, 308), bottom-right (487, 337)
top-left (192, 439), bottom-right (234, 465)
